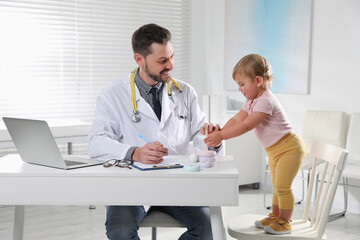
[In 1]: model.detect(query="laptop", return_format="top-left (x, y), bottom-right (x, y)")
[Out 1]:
top-left (2, 117), bottom-right (103, 170)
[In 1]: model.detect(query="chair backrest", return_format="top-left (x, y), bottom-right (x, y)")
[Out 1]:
top-left (302, 140), bottom-right (348, 238)
top-left (302, 110), bottom-right (347, 152)
top-left (346, 112), bottom-right (360, 162)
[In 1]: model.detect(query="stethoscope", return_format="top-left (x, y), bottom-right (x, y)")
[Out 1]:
top-left (130, 68), bottom-right (182, 123)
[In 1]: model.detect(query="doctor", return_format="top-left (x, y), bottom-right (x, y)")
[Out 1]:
top-left (88, 23), bottom-right (221, 240)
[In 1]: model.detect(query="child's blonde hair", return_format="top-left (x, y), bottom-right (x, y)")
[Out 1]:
top-left (232, 54), bottom-right (273, 89)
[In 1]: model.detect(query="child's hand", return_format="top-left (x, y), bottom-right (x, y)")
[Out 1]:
top-left (204, 131), bottom-right (223, 148)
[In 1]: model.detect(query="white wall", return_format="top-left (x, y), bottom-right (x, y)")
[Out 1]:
top-left (190, 0), bottom-right (360, 213)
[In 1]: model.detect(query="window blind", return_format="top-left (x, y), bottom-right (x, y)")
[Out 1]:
top-left (0, 0), bottom-right (190, 122)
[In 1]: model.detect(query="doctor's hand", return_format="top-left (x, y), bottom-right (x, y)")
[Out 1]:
top-left (200, 123), bottom-right (221, 135)
top-left (204, 131), bottom-right (223, 148)
top-left (132, 141), bottom-right (168, 164)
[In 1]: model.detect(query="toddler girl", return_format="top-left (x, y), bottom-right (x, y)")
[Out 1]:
top-left (205, 54), bottom-right (306, 235)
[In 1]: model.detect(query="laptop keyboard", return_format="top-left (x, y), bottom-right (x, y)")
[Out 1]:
top-left (64, 160), bottom-right (86, 166)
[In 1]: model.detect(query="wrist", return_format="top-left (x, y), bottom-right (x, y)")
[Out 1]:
top-left (132, 147), bottom-right (140, 161)
top-left (220, 131), bottom-right (225, 141)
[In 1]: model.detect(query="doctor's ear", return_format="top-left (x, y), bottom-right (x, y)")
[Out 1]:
top-left (134, 53), bottom-right (145, 67)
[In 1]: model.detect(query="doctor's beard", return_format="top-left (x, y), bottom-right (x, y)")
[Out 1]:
top-left (144, 65), bottom-right (171, 83)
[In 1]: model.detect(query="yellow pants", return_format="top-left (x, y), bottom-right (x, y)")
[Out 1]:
top-left (266, 132), bottom-right (306, 210)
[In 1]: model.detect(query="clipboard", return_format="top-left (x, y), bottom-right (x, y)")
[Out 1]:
top-left (132, 158), bottom-right (184, 171)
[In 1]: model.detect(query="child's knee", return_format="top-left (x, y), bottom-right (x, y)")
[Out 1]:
top-left (275, 188), bottom-right (295, 209)
top-left (275, 187), bottom-right (292, 197)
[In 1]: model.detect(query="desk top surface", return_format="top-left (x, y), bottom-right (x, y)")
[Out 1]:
top-left (0, 154), bottom-right (238, 178)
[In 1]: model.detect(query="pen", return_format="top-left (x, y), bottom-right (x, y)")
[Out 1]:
top-left (134, 132), bottom-right (154, 144)
top-left (153, 164), bottom-right (181, 169)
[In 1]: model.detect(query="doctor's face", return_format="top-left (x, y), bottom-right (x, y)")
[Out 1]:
top-left (143, 41), bottom-right (175, 83)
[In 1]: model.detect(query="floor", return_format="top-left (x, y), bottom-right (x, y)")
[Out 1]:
top-left (1, 186), bottom-right (359, 240)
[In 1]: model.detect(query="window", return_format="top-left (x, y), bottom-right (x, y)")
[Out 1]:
top-left (0, 0), bottom-right (190, 122)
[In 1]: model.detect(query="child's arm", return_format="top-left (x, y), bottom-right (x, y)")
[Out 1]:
top-left (222, 109), bottom-right (249, 130)
top-left (203, 110), bottom-right (248, 147)
top-left (222, 111), bottom-right (268, 139)
top-left (204, 110), bottom-right (268, 147)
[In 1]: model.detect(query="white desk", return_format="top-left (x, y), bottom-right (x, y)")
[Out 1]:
top-left (0, 154), bottom-right (239, 240)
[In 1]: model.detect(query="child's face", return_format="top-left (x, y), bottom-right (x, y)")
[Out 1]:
top-left (234, 72), bottom-right (261, 100)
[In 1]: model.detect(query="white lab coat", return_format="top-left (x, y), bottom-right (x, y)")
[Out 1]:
top-left (88, 74), bottom-right (208, 161)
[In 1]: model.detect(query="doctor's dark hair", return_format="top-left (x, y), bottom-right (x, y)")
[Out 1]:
top-left (132, 23), bottom-right (172, 57)
top-left (232, 54), bottom-right (273, 89)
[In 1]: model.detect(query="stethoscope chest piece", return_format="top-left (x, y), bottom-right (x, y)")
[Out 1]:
top-left (132, 110), bottom-right (141, 123)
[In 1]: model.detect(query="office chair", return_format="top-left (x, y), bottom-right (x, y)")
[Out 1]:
top-left (139, 210), bottom-right (185, 240)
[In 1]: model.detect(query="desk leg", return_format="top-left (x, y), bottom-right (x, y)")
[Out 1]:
top-left (13, 205), bottom-right (25, 240)
top-left (209, 206), bottom-right (226, 240)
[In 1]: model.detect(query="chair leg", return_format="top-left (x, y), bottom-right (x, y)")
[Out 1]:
top-left (263, 163), bottom-right (272, 210)
top-left (314, 174), bottom-right (348, 222)
top-left (151, 227), bottom-right (157, 240)
top-left (297, 169), bottom-right (305, 204)
top-left (301, 168), bottom-right (314, 205)
top-left (328, 177), bottom-right (348, 221)
top-left (344, 177), bottom-right (349, 212)
top-left (307, 168), bottom-right (311, 188)
top-left (309, 170), bottom-right (321, 221)
top-left (315, 172), bottom-right (320, 200)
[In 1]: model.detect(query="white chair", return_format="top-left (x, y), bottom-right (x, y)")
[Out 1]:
top-left (228, 140), bottom-right (348, 239)
top-left (317, 112), bottom-right (360, 221)
top-left (263, 110), bottom-right (347, 209)
top-left (139, 210), bottom-right (185, 240)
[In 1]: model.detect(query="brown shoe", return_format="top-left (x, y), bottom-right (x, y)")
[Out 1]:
top-left (254, 213), bottom-right (277, 229)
